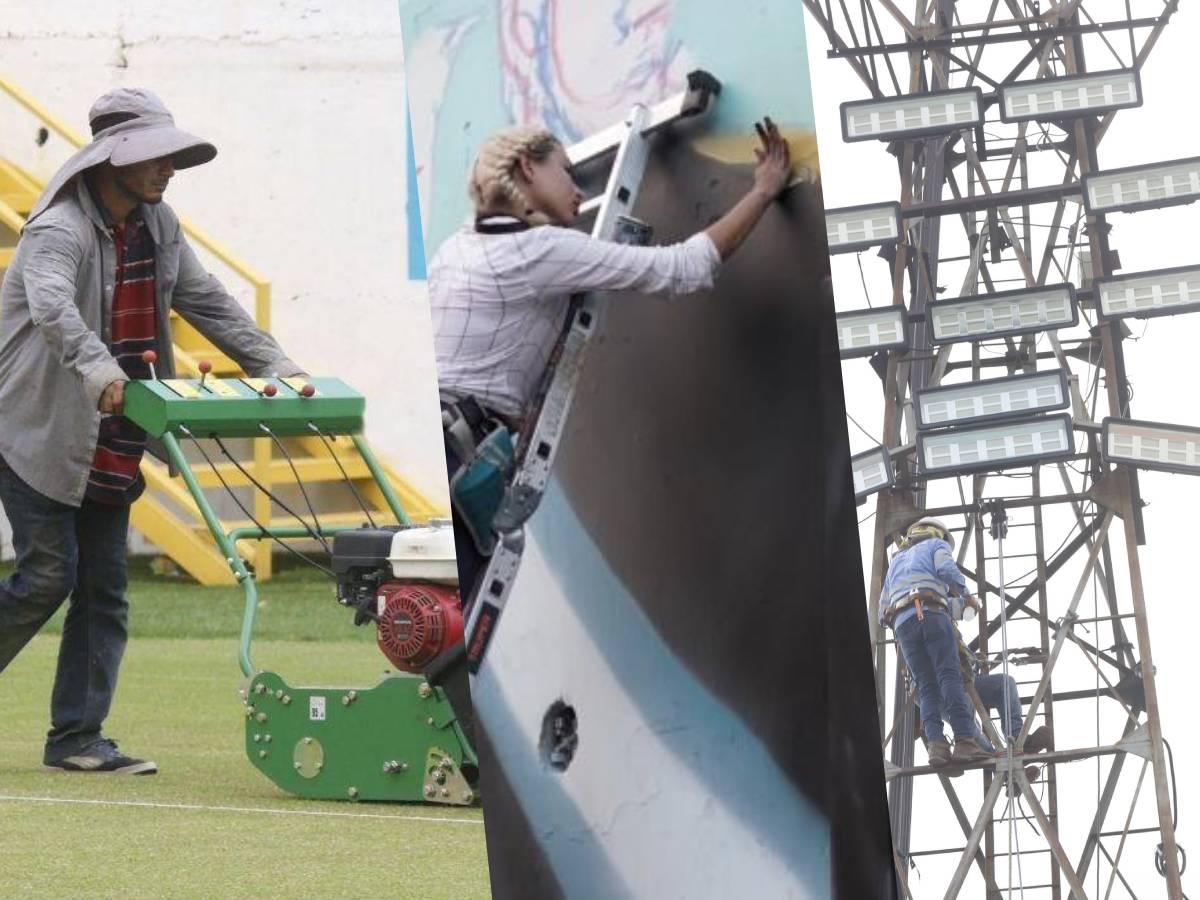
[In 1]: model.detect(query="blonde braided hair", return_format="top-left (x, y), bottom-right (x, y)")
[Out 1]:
top-left (468, 125), bottom-right (562, 225)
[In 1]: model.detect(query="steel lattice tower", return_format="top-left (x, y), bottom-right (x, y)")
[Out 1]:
top-left (803, 1), bottom-right (1188, 896)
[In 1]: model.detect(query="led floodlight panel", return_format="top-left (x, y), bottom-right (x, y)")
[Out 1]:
top-left (915, 370), bottom-right (1069, 430)
top-left (928, 285), bottom-right (1078, 344)
top-left (1095, 264), bottom-right (1200, 321)
top-left (1084, 157), bottom-right (1200, 213)
top-left (1103, 418), bottom-right (1200, 475)
top-left (841, 88), bottom-right (984, 142)
top-left (837, 307), bottom-right (909, 358)
top-left (918, 414), bottom-right (1074, 476)
top-left (851, 445), bottom-right (895, 501)
top-left (1000, 69), bottom-right (1141, 123)
top-left (826, 202), bottom-right (902, 255)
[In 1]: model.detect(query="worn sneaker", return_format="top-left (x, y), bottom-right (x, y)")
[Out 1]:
top-left (44, 739), bottom-right (158, 775)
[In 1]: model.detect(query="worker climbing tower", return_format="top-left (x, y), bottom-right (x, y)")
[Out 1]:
top-left (805, 1), bottom-right (1190, 896)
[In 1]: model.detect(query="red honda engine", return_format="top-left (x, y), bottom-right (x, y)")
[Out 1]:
top-left (375, 582), bottom-right (464, 673)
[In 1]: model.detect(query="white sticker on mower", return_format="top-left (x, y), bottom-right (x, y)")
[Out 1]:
top-left (309, 696), bottom-right (327, 722)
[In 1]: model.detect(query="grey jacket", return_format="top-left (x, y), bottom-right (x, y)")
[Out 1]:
top-left (0, 178), bottom-right (301, 507)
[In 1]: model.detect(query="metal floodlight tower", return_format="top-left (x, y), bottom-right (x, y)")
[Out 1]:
top-left (803, 0), bottom-right (1188, 897)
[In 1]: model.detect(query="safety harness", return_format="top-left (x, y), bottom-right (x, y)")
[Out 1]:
top-left (884, 589), bottom-right (950, 627)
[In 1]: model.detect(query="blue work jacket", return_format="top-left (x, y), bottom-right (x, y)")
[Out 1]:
top-left (879, 537), bottom-right (969, 629)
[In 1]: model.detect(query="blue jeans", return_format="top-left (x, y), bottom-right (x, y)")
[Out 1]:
top-left (972, 672), bottom-right (1024, 753)
top-left (896, 611), bottom-right (974, 742)
top-left (0, 462), bottom-right (131, 762)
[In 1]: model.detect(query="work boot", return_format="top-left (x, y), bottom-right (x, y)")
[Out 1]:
top-left (1024, 725), bottom-right (1054, 755)
top-left (952, 736), bottom-right (992, 765)
top-left (927, 739), bottom-right (952, 767)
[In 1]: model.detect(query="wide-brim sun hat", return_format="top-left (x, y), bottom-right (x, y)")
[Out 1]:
top-left (26, 87), bottom-right (216, 223)
top-left (107, 122), bottom-right (215, 169)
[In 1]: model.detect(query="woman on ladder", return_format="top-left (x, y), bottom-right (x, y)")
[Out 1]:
top-left (429, 117), bottom-right (795, 603)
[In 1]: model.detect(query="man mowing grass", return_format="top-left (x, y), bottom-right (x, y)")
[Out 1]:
top-left (0, 88), bottom-right (303, 775)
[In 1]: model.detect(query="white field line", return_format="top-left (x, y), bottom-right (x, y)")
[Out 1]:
top-left (0, 793), bottom-right (484, 825)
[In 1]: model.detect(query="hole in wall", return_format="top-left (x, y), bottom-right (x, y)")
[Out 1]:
top-left (539, 699), bottom-right (579, 772)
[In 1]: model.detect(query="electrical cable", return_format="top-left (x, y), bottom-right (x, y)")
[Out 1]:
top-left (212, 436), bottom-right (330, 553)
top-left (180, 428), bottom-right (334, 579)
top-left (856, 251), bottom-right (873, 308)
top-left (259, 424), bottom-right (328, 551)
top-left (1155, 737), bottom-right (1189, 894)
top-left (309, 425), bottom-right (377, 529)
top-left (1013, 790), bottom-right (1028, 900)
top-left (985, 501), bottom-right (1027, 898)
top-left (847, 411), bottom-right (880, 444)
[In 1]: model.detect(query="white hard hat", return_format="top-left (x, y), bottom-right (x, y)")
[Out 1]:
top-left (908, 516), bottom-right (954, 549)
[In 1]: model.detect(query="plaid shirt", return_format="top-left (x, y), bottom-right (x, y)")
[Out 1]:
top-left (86, 212), bottom-right (157, 504)
top-left (429, 219), bottom-right (720, 419)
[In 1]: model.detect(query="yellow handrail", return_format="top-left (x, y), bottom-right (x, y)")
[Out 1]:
top-left (0, 197), bottom-right (25, 234)
top-left (0, 72), bottom-right (270, 328)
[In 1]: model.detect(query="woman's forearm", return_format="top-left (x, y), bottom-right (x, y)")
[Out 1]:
top-left (703, 186), bottom-right (775, 261)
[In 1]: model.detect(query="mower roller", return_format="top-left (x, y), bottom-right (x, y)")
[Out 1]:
top-left (123, 366), bottom-right (477, 804)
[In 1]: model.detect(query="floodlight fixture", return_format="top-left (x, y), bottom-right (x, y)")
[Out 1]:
top-left (826, 202), bottom-right (902, 255)
top-left (928, 285), bottom-right (1078, 344)
top-left (1103, 418), bottom-right (1200, 476)
top-left (1084, 156), bottom-right (1200, 214)
top-left (1000, 69), bottom-right (1141, 123)
top-left (837, 307), bottom-right (909, 358)
top-left (915, 370), bottom-right (1069, 431)
top-left (841, 88), bottom-right (985, 142)
top-left (851, 445), bottom-right (895, 502)
top-left (1094, 264), bottom-right (1200, 321)
top-left (917, 414), bottom-right (1074, 476)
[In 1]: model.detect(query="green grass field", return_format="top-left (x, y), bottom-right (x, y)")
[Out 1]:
top-left (0, 559), bottom-right (490, 899)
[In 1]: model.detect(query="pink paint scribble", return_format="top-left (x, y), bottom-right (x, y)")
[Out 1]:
top-left (497, 0), bottom-right (690, 142)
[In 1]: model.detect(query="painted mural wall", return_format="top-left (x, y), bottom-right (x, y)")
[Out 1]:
top-left (398, 2), bottom-right (882, 898)
top-left (402, 0), bottom-right (821, 257)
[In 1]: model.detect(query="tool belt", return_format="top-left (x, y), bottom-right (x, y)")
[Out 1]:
top-left (441, 394), bottom-right (516, 557)
top-left (885, 590), bottom-right (949, 627)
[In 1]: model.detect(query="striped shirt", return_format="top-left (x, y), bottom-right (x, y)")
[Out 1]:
top-left (429, 219), bottom-right (721, 419)
top-left (85, 213), bottom-right (156, 505)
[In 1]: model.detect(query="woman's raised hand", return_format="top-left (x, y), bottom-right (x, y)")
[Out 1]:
top-left (752, 117), bottom-right (792, 199)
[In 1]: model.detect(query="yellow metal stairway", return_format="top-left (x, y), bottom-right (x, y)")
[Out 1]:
top-left (0, 73), bottom-right (442, 585)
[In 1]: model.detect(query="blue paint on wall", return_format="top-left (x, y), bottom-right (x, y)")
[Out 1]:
top-left (405, 99), bottom-right (427, 281)
top-left (399, 1), bottom-right (509, 250)
top-left (474, 477), bottom-right (830, 896)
